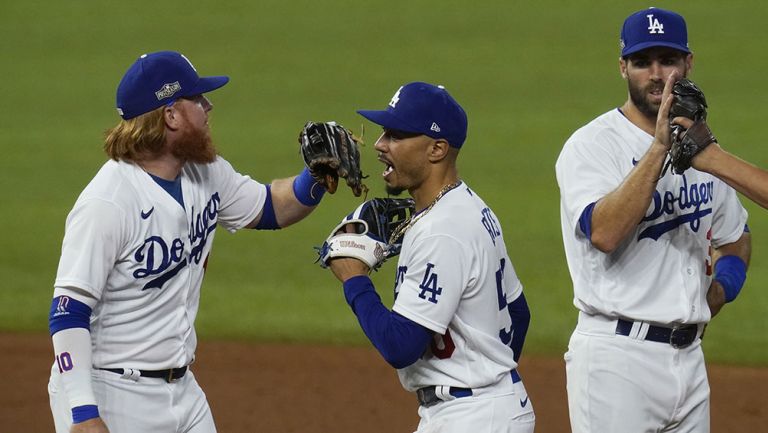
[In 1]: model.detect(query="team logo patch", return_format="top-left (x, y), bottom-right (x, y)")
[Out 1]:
top-left (646, 14), bottom-right (665, 34)
top-left (155, 81), bottom-right (182, 100)
top-left (389, 86), bottom-right (403, 108)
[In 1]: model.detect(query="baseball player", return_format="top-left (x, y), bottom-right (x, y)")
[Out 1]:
top-left (555, 8), bottom-right (751, 432)
top-left (325, 82), bottom-right (535, 432)
top-left (47, 51), bottom-right (345, 433)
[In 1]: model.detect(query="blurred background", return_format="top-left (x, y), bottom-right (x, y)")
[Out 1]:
top-left (1, 0), bottom-right (766, 366)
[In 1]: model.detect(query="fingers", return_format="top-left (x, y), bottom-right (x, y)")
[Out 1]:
top-left (657, 71), bottom-right (678, 121)
top-left (671, 116), bottom-right (694, 129)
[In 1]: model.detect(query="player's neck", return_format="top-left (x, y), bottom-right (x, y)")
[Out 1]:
top-left (136, 154), bottom-right (184, 181)
top-left (410, 171), bottom-right (460, 211)
top-left (620, 100), bottom-right (656, 136)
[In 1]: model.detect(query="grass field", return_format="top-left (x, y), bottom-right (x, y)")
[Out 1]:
top-left (1, 0), bottom-right (766, 365)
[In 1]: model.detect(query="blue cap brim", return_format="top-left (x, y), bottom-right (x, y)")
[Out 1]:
top-left (356, 109), bottom-right (422, 134)
top-left (622, 41), bottom-right (690, 57)
top-left (188, 76), bottom-right (230, 96)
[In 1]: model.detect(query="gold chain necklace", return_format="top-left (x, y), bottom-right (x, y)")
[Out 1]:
top-left (388, 180), bottom-right (463, 245)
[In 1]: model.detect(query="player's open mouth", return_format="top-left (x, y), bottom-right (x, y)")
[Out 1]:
top-left (383, 164), bottom-right (394, 177)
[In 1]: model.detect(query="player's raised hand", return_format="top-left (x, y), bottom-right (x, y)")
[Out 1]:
top-left (653, 70), bottom-right (679, 151)
top-left (71, 417), bottom-right (109, 433)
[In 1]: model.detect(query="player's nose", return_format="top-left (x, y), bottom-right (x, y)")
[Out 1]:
top-left (374, 132), bottom-right (388, 152)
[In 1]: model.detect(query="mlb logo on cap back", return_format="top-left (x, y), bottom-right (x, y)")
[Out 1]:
top-left (116, 51), bottom-right (229, 120)
top-left (357, 81), bottom-right (468, 148)
top-left (620, 7), bottom-right (690, 57)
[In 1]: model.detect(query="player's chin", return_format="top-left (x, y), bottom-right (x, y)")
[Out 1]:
top-left (385, 184), bottom-right (406, 196)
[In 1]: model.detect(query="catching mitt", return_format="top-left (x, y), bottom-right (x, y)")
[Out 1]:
top-left (299, 121), bottom-right (368, 196)
top-left (666, 78), bottom-right (717, 175)
top-left (317, 198), bottom-right (415, 271)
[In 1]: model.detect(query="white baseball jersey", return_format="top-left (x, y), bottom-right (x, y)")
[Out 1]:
top-left (392, 182), bottom-right (523, 392)
top-left (556, 109), bottom-right (748, 324)
top-left (54, 157), bottom-right (265, 369)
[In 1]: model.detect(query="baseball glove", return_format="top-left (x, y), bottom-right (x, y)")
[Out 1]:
top-left (299, 121), bottom-right (368, 196)
top-left (666, 78), bottom-right (717, 175)
top-left (317, 198), bottom-right (415, 271)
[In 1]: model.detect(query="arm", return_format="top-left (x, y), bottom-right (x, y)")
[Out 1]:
top-left (590, 73), bottom-right (677, 252)
top-left (49, 287), bottom-right (109, 433)
top-left (507, 293), bottom-right (530, 363)
top-left (693, 144), bottom-right (768, 210)
top-left (336, 270), bottom-right (432, 369)
top-left (247, 169), bottom-right (325, 229)
top-left (707, 231), bottom-right (751, 317)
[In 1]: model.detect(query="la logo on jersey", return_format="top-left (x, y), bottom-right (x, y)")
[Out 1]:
top-left (389, 86), bottom-right (403, 108)
top-left (647, 14), bottom-right (665, 34)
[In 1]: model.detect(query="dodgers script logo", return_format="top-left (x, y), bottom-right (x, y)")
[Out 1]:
top-left (133, 193), bottom-right (221, 290)
top-left (638, 174), bottom-right (714, 241)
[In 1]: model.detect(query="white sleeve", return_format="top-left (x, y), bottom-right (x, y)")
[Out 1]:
top-left (710, 179), bottom-right (749, 248)
top-left (51, 287), bottom-right (99, 411)
top-left (392, 234), bottom-right (467, 334)
top-left (209, 157), bottom-right (266, 232)
top-left (556, 136), bottom-right (624, 236)
top-left (54, 199), bottom-right (125, 299)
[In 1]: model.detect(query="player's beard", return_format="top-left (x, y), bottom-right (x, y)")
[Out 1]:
top-left (172, 122), bottom-right (217, 164)
top-left (628, 78), bottom-right (665, 118)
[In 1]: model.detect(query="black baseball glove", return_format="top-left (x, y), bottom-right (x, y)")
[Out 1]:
top-left (317, 198), bottom-right (415, 271)
top-left (666, 78), bottom-right (717, 175)
top-left (299, 121), bottom-right (368, 196)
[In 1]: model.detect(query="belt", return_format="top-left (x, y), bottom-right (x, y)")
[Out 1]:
top-left (101, 366), bottom-right (188, 383)
top-left (615, 319), bottom-right (700, 349)
top-left (416, 369), bottom-right (522, 408)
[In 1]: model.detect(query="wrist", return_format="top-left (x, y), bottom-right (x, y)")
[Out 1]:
top-left (293, 167), bottom-right (325, 206)
top-left (714, 255), bottom-right (747, 303)
top-left (72, 405), bottom-right (99, 423)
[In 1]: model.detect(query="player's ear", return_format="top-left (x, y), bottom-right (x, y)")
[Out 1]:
top-left (619, 57), bottom-right (628, 80)
top-left (684, 53), bottom-right (694, 75)
top-left (427, 139), bottom-right (450, 162)
top-left (163, 104), bottom-right (182, 131)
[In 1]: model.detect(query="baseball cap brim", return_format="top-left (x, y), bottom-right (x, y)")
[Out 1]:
top-left (622, 41), bottom-right (691, 58)
top-left (187, 76), bottom-right (230, 96)
top-left (356, 109), bottom-right (423, 134)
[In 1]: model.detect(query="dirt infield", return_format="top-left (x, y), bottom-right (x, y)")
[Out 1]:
top-left (3, 332), bottom-right (765, 432)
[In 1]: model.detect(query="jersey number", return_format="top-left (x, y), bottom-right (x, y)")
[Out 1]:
top-left (55, 352), bottom-right (73, 373)
top-left (430, 330), bottom-right (455, 359)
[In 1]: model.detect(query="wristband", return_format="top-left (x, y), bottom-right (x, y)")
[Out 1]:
top-left (714, 255), bottom-right (747, 303)
top-left (72, 405), bottom-right (99, 423)
top-left (292, 167), bottom-right (325, 206)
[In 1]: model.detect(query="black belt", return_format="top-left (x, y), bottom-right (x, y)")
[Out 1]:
top-left (101, 366), bottom-right (188, 383)
top-left (416, 369), bottom-right (521, 408)
top-left (615, 319), bottom-right (700, 349)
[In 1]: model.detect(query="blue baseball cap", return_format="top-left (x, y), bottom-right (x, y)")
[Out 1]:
top-left (116, 51), bottom-right (229, 120)
top-left (620, 7), bottom-right (690, 57)
top-left (357, 81), bottom-right (468, 148)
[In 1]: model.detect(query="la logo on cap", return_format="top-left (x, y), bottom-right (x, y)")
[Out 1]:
top-left (647, 14), bottom-right (665, 34)
top-left (389, 86), bottom-right (402, 108)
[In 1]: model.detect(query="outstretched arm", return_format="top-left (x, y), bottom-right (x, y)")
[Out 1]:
top-left (693, 144), bottom-right (768, 210)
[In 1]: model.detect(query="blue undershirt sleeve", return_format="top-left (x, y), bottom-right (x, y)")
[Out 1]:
top-left (578, 202), bottom-right (596, 241)
top-left (343, 275), bottom-right (432, 369)
top-left (507, 292), bottom-right (530, 363)
top-left (254, 184), bottom-right (281, 230)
